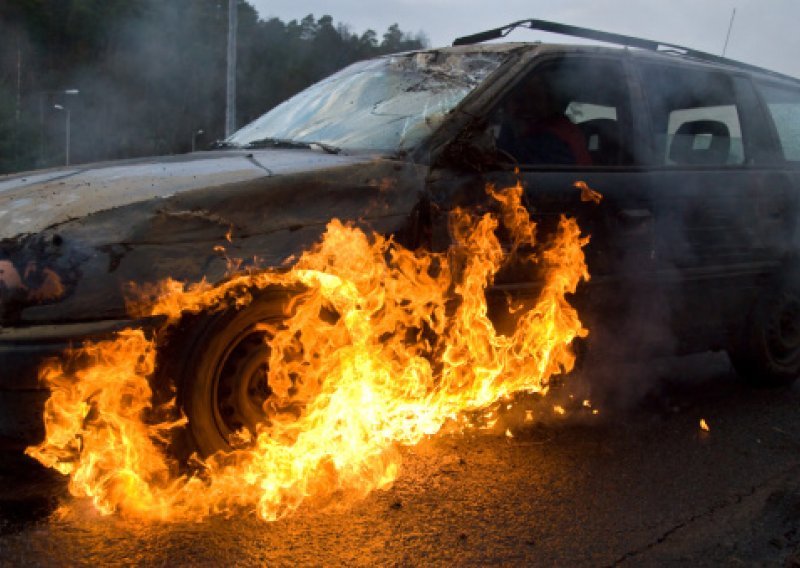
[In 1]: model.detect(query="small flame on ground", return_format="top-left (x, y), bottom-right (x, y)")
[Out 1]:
top-left (700, 418), bottom-right (710, 432)
top-left (26, 182), bottom-right (592, 522)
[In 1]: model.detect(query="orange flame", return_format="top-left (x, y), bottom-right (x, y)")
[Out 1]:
top-left (26, 182), bottom-right (591, 521)
top-left (575, 181), bottom-right (603, 204)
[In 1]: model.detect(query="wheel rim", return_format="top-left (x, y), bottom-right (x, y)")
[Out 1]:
top-left (212, 325), bottom-right (276, 444)
top-left (765, 293), bottom-right (800, 368)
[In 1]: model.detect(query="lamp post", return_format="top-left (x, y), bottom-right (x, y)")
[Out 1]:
top-left (192, 129), bottom-right (205, 152)
top-left (225, 0), bottom-right (237, 137)
top-left (53, 104), bottom-right (71, 166)
top-left (39, 89), bottom-right (79, 165)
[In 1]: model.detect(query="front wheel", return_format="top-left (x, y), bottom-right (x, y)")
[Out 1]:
top-left (728, 271), bottom-right (800, 387)
top-left (161, 289), bottom-right (302, 457)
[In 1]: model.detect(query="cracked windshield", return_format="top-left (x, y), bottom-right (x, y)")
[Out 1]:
top-left (227, 51), bottom-right (507, 152)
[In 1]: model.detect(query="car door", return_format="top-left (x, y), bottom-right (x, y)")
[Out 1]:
top-left (427, 52), bottom-right (665, 354)
top-left (751, 78), bottom-right (800, 257)
top-left (633, 60), bottom-right (794, 350)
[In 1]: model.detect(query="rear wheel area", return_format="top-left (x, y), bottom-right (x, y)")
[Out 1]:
top-left (728, 268), bottom-right (800, 387)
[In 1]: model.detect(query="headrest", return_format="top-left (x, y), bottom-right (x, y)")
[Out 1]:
top-left (669, 119), bottom-right (731, 165)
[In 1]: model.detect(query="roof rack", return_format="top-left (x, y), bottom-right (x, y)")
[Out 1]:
top-left (453, 19), bottom-right (795, 81)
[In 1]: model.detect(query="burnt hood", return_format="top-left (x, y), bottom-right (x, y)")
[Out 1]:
top-left (0, 149), bottom-right (373, 240)
top-left (0, 149), bottom-right (427, 325)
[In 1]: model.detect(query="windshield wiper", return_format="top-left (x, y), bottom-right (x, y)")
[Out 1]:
top-left (209, 140), bottom-right (239, 150)
top-left (244, 137), bottom-right (342, 154)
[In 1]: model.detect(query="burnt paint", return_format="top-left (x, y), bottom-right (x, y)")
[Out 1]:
top-left (0, 149), bottom-right (427, 325)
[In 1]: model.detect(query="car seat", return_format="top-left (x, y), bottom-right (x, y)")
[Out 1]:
top-left (668, 119), bottom-right (731, 165)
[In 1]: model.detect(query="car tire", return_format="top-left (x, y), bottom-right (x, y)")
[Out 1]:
top-left (161, 288), bottom-right (295, 458)
top-left (728, 267), bottom-right (800, 387)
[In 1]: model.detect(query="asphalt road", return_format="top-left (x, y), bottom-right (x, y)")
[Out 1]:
top-left (2, 352), bottom-right (800, 567)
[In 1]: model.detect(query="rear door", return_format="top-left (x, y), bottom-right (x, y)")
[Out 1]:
top-left (633, 60), bottom-right (791, 349)
top-left (752, 79), bottom-right (800, 250)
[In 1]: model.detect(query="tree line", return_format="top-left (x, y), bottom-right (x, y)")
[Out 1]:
top-left (0, 1), bottom-right (427, 174)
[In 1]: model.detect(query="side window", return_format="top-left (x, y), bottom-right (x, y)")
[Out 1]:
top-left (756, 82), bottom-right (800, 162)
top-left (639, 64), bottom-right (745, 166)
top-left (491, 58), bottom-right (632, 167)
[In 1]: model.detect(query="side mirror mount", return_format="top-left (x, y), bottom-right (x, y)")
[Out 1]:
top-left (436, 118), bottom-right (516, 171)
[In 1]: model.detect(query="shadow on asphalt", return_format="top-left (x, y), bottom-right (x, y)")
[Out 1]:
top-left (0, 453), bottom-right (64, 535)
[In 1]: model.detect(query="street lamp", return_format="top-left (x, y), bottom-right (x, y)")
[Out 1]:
top-left (225, 0), bottom-right (237, 137)
top-left (191, 129), bottom-right (205, 152)
top-left (53, 104), bottom-right (71, 166)
top-left (39, 89), bottom-right (79, 164)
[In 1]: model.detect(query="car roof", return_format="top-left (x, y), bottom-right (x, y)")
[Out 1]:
top-left (411, 42), bottom-right (800, 87)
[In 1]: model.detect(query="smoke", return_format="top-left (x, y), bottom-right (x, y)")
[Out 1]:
top-left (2, 2), bottom-right (430, 173)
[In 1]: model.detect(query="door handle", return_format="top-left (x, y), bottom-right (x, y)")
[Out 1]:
top-left (617, 208), bottom-right (653, 235)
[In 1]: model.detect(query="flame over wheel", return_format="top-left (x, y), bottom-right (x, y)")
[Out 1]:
top-left (167, 289), bottom-right (300, 458)
top-left (26, 185), bottom-right (592, 521)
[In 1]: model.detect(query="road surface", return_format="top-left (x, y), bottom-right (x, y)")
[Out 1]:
top-left (1, 352), bottom-right (800, 566)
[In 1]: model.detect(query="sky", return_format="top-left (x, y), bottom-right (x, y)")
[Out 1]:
top-left (249, 0), bottom-right (800, 78)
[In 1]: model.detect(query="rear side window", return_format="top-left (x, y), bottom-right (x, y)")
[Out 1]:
top-left (639, 64), bottom-right (745, 166)
top-left (757, 82), bottom-right (800, 162)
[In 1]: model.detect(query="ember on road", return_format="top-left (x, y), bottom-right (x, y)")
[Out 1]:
top-left (2, 354), bottom-right (800, 566)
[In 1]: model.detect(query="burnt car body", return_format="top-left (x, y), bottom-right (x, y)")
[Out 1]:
top-left (2, 24), bottom-right (800, 452)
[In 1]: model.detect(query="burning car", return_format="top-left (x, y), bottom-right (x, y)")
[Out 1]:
top-left (2, 18), bottom-right (800, 488)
